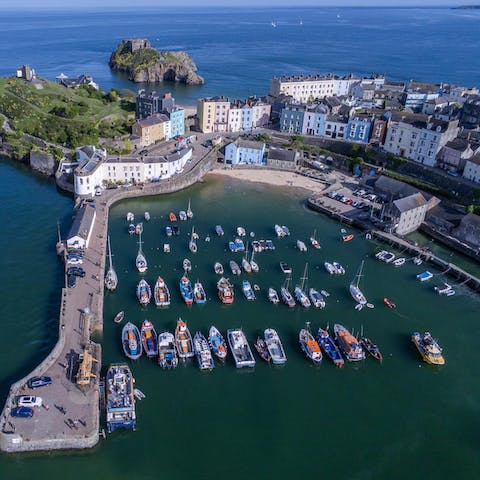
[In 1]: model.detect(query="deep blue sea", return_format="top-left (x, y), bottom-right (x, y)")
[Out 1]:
top-left (0, 7), bottom-right (479, 105)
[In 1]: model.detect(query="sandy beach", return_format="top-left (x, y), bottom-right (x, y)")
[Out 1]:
top-left (209, 167), bottom-right (328, 194)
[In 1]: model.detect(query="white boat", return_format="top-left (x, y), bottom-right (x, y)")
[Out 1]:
top-left (135, 223), bottom-right (143, 235)
top-left (134, 388), bottom-right (145, 400)
top-left (324, 262), bottom-right (336, 275)
top-left (383, 251), bottom-right (396, 264)
top-left (186, 199), bottom-right (193, 219)
top-left (227, 329), bottom-right (255, 368)
top-left (268, 287), bottom-right (280, 304)
top-left (309, 288), bottom-right (326, 308)
top-left (183, 258), bottom-right (192, 272)
top-left (242, 256), bottom-right (252, 274)
top-left (135, 232), bottom-right (147, 273)
top-left (157, 332), bottom-right (178, 369)
top-left (144, 212), bottom-right (150, 221)
top-left (250, 248), bottom-right (259, 273)
top-left (294, 263), bottom-right (311, 308)
top-left (179, 211), bottom-right (187, 221)
top-left (136, 279), bottom-right (151, 306)
top-left (281, 274), bottom-right (296, 307)
top-left (193, 281), bottom-right (207, 304)
top-left (417, 271), bottom-right (433, 282)
top-left (281, 225), bottom-right (290, 236)
top-left (350, 261), bottom-right (368, 306)
top-left (310, 230), bottom-right (321, 249)
top-left (237, 226), bottom-right (246, 237)
top-left (214, 262), bottom-right (224, 275)
top-left (413, 257), bottom-right (423, 265)
top-left (434, 282), bottom-right (455, 296)
top-left (393, 257), bottom-right (406, 267)
top-left (175, 319), bottom-right (194, 359)
top-left (280, 262), bottom-right (292, 274)
top-left (215, 225), bottom-right (224, 236)
top-left (332, 262), bottom-right (345, 274)
top-left (104, 235), bottom-right (118, 291)
top-left (230, 260), bottom-right (241, 275)
top-left (154, 277), bottom-right (171, 307)
top-left (264, 328), bottom-right (287, 365)
top-left (296, 240), bottom-right (307, 252)
top-left (126, 212), bottom-right (134, 222)
top-left (208, 326), bottom-right (228, 361)
top-left (163, 243), bottom-right (170, 253)
top-left (189, 226), bottom-right (197, 253)
top-left (193, 332), bottom-right (214, 370)
top-left (320, 290), bottom-right (330, 297)
top-left (274, 224), bottom-right (286, 238)
top-left (242, 280), bottom-right (255, 301)
top-left (375, 250), bottom-right (388, 261)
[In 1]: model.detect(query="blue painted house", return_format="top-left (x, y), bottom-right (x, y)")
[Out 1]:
top-left (168, 107), bottom-right (185, 138)
top-left (224, 139), bottom-right (266, 165)
top-left (346, 114), bottom-right (374, 143)
top-left (280, 105), bottom-right (306, 134)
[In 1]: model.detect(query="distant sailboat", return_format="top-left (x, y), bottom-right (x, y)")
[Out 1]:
top-left (136, 231), bottom-right (147, 273)
top-left (105, 235), bottom-right (118, 291)
top-left (271, 20), bottom-right (277, 27)
top-left (186, 199), bottom-right (193, 219)
top-left (350, 260), bottom-right (367, 307)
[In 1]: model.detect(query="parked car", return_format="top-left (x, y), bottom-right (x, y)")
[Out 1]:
top-left (11, 407), bottom-right (34, 418)
top-left (67, 274), bottom-right (77, 288)
top-left (67, 267), bottom-right (85, 277)
top-left (27, 376), bottom-right (52, 389)
top-left (66, 256), bottom-right (83, 265)
top-left (18, 396), bottom-right (43, 407)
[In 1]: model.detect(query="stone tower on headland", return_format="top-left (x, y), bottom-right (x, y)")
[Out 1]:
top-left (122, 38), bottom-right (152, 53)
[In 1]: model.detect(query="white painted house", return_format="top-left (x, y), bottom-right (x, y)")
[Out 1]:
top-left (66, 204), bottom-right (96, 249)
top-left (463, 154), bottom-right (480, 184)
top-left (224, 139), bottom-right (265, 165)
top-left (74, 147), bottom-right (192, 196)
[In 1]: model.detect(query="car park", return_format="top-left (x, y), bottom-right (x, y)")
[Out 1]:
top-left (18, 396), bottom-right (43, 407)
top-left (346, 198), bottom-right (353, 205)
top-left (27, 376), bottom-right (52, 389)
top-left (11, 407), bottom-right (34, 418)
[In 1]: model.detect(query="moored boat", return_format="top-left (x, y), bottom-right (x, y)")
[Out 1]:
top-left (157, 332), bottom-right (178, 368)
top-left (242, 256), bottom-right (252, 274)
top-left (217, 277), bottom-right (234, 304)
top-left (275, 224), bottom-right (285, 238)
top-left (208, 326), bottom-right (228, 361)
top-left (342, 233), bottom-right (354, 242)
top-left (268, 287), bottom-right (280, 304)
top-left (165, 226), bottom-right (172, 237)
top-left (254, 337), bottom-right (271, 362)
top-left (136, 279), bottom-right (151, 306)
top-left (189, 226), bottom-right (197, 253)
top-left (264, 328), bottom-right (287, 365)
top-left (294, 263), bottom-right (311, 308)
top-left (175, 319), bottom-right (194, 359)
top-left (179, 210), bottom-right (187, 221)
top-left (114, 311), bottom-right (124, 323)
top-left (237, 226), bottom-right (246, 237)
top-left (169, 212), bottom-right (177, 222)
top-left (106, 363), bottom-right (136, 433)
top-left (296, 239), bottom-right (307, 252)
top-left (264, 239), bottom-right (275, 250)
top-left (309, 288), bottom-right (325, 308)
top-left (215, 225), bottom-right (224, 236)
top-left (324, 262), bottom-right (336, 275)
top-left (317, 327), bottom-right (344, 367)
top-left (193, 331), bottom-right (215, 370)
top-left (360, 336), bottom-right (383, 362)
top-left (242, 280), bottom-right (255, 300)
top-left (350, 261), bottom-right (367, 307)
top-left (154, 277), bottom-right (171, 307)
top-left (141, 320), bottom-right (158, 358)
top-left (105, 235), bottom-right (118, 291)
top-left (334, 324), bottom-right (365, 362)
top-left (229, 260), bottom-right (241, 275)
top-left (281, 275), bottom-right (296, 308)
top-left (135, 223), bottom-right (143, 235)
top-left (214, 262), bottom-right (224, 275)
top-left (228, 329), bottom-right (255, 368)
top-left (193, 281), bottom-right (207, 304)
top-left (299, 326), bottom-right (322, 365)
top-left (126, 212), bottom-right (134, 222)
top-left (393, 257), bottom-right (406, 267)
top-left (281, 225), bottom-right (290, 236)
top-left (332, 262), bottom-right (345, 275)
top-left (144, 211), bottom-right (150, 221)
top-left (182, 258), bottom-right (192, 272)
top-left (179, 276), bottom-right (194, 305)
top-left (234, 238), bottom-right (245, 252)
top-left (122, 322), bottom-right (142, 360)
top-left (186, 199), bottom-right (193, 219)
top-left (135, 231), bottom-right (147, 273)
top-left (411, 331), bottom-right (445, 365)
top-left (280, 262), bottom-right (292, 274)
top-left (417, 271), bottom-right (433, 282)
top-left (172, 225), bottom-right (180, 236)
top-left (128, 223), bottom-right (135, 235)
top-left (383, 297), bottom-right (396, 309)
top-left (310, 229), bottom-right (321, 249)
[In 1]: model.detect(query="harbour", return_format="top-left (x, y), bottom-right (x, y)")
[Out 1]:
top-left (1, 161), bottom-right (480, 477)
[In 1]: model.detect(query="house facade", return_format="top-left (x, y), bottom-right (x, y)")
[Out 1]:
top-left (266, 147), bottom-right (299, 170)
top-left (345, 114), bottom-right (373, 143)
top-left (463, 154), bottom-right (480, 184)
top-left (280, 105), bottom-right (305, 133)
top-left (74, 148), bottom-right (192, 196)
top-left (386, 193), bottom-right (429, 235)
top-left (66, 204), bottom-right (96, 250)
top-left (132, 114), bottom-right (170, 147)
top-left (224, 140), bottom-right (265, 165)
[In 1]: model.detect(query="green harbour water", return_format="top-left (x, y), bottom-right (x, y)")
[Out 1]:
top-left (1, 161), bottom-right (480, 479)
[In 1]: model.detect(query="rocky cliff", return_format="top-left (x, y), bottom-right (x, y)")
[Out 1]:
top-left (109, 38), bottom-right (204, 85)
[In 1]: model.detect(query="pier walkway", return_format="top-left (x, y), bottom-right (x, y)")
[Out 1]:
top-left (0, 150), bottom-right (217, 453)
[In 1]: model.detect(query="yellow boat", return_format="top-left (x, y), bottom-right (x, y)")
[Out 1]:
top-left (412, 332), bottom-right (445, 365)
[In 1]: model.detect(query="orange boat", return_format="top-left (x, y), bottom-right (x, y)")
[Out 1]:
top-left (342, 234), bottom-right (354, 243)
top-left (169, 212), bottom-right (177, 222)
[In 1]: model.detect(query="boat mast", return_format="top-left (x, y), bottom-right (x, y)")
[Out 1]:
top-left (353, 260), bottom-right (364, 288)
top-left (300, 263), bottom-right (308, 291)
top-left (107, 235), bottom-right (113, 270)
top-left (138, 231), bottom-right (143, 255)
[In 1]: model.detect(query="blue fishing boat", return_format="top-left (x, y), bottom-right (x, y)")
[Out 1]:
top-left (228, 241), bottom-right (237, 252)
top-left (140, 320), bottom-right (158, 358)
top-left (234, 238), bottom-right (245, 252)
top-left (179, 276), bottom-right (194, 305)
top-left (265, 239), bottom-right (275, 250)
top-left (242, 280), bottom-right (255, 300)
top-left (128, 224), bottom-right (135, 235)
top-left (208, 326), bottom-right (228, 361)
top-left (165, 226), bottom-right (172, 237)
top-left (157, 332), bottom-right (178, 369)
top-left (317, 327), bottom-right (344, 367)
top-left (122, 322), bottom-right (142, 360)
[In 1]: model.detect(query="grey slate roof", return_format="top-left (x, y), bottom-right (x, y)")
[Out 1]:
top-left (267, 147), bottom-right (298, 162)
top-left (68, 204), bottom-right (96, 241)
top-left (393, 193), bottom-right (427, 213)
